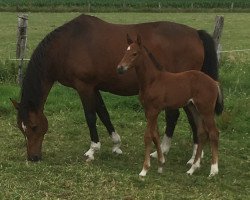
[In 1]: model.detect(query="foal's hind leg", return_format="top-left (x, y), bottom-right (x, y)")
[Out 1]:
top-left (150, 108), bottom-right (179, 158)
top-left (183, 106), bottom-right (204, 165)
top-left (186, 104), bottom-right (206, 175)
top-left (95, 91), bottom-right (122, 154)
top-left (203, 116), bottom-right (219, 177)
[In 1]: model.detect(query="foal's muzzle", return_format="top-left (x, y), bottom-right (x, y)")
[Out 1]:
top-left (117, 65), bottom-right (128, 74)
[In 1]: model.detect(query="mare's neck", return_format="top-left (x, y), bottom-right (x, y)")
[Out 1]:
top-left (20, 72), bottom-right (54, 121)
top-left (135, 49), bottom-right (161, 92)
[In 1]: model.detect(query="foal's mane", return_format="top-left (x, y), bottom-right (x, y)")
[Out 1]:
top-left (142, 45), bottom-right (164, 71)
top-left (19, 23), bottom-right (64, 122)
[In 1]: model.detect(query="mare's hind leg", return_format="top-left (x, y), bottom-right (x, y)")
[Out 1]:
top-left (150, 108), bottom-right (179, 158)
top-left (95, 91), bottom-right (122, 154)
top-left (203, 116), bottom-right (219, 177)
top-left (77, 85), bottom-right (100, 162)
top-left (183, 106), bottom-right (204, 165)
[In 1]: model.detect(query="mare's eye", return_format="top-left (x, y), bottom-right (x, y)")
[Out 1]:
top-left (133, 52), bottom-right (137, 56)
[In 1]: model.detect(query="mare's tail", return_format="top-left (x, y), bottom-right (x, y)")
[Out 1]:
top-left (197, 30), bottom-right (223, 115)
top-left (215, 84), bottom-right (224, 115)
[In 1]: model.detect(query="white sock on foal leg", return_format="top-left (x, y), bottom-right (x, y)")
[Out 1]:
top-left (150, 135), bottom-right (171, 158)
top-left (111, 132), bottom-right (122, 154)
top-left (209, 163), bottom-right (219, 177)
top-left (187, 144), bottom-right (204, 165)
top-left (84, 141), bottom-right (101, 162)
top-left (186, 158), bottom-right (201, 175)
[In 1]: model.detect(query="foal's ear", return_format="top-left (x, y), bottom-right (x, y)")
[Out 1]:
top-left (137, 34), bottom-right (142, 46)
top-left (10, 98), bottom-right (20, 110)
top-left (127, 34), bottom-right (133, 45)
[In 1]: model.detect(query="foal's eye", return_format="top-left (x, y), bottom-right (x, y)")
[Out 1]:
top-left (132, 52), bottom-right (137, 56)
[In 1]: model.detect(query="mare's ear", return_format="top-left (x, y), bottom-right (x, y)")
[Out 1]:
top-left (137, 34), bottom-right (142, 46)
top-left (127, 34), bottom-right (133, 45)
top-left (10, 98), bottom-right (19, 110)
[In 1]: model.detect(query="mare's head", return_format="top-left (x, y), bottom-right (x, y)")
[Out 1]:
top-left (11, 99), bottom-right (48, 162)
top-left (117, 34), bottom-right (143, 74)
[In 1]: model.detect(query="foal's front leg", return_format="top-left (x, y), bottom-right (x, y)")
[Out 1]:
top-left (139, 110), bottom-right (164, 178)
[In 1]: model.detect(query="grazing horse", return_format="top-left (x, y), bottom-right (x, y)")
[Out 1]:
top-left (117, 34), bottom-right (223, 177)
top-left (11, 14), bottom-right (219, 162)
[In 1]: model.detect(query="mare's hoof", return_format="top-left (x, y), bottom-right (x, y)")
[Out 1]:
top-left (83, 154), bottom-right (94, 162)
top-left (112, 147), bottom-right (123, 154)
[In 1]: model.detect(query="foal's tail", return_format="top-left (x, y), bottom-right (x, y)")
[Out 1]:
top-left (215, 84), bottom-right (224, 115)
top-left (197, 30), bottom-right (224, 115)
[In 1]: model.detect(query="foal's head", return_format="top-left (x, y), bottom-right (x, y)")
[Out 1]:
top-left (117, 34), bottom-right (143, 74)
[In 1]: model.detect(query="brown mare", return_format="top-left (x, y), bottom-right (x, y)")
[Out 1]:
top-left (117, 34), bottom-right (223, 177)
top-left (11, 14), bottom-right (219, 163)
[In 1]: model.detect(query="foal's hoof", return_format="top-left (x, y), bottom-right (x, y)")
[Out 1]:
top-left (150, 151), bottom-right (158, 158)
top-left (209, 164), bottom-right (218, 177)
top-left (158, 167), bottom-right (163, 174)
top-left (187, 157), bottom-right (194, 165)
top-left (139, 175), bottom-right (146, 181)
top-left (186, 170), bottom-right (193, 176)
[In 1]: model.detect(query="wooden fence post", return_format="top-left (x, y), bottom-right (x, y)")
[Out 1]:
top-left (213, 15), bottom-right (224, 62)
top-left (88, 2), bottom-right (91, 12)
top-left (158, 2), bottom-right (162, 11)
top-left (16, 14), bottom-right (28, 85)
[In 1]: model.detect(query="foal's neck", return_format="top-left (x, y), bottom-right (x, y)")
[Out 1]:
top-left (135, 48), bottom-right (161, 91)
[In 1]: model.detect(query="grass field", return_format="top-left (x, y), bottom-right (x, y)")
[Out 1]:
top-left (0, 12), bottom-right (250, 199)
top-left (1, 0), bottom-right (250, 12)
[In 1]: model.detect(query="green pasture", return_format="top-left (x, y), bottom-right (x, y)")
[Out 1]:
top-left (0, 0), bottom-right (250, 12)
top-left (0, 12), bottom-right (250, 199)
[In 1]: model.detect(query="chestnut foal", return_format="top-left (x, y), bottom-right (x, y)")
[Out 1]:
top-left (117, 34), bottom-right (223, 178)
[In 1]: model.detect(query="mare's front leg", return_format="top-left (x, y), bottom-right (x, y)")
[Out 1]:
top-left (77, 85), bottom-right (100, 162)
top-left (95, 91), bottom-right (122, 154)
top-left (140, 109), bottom-right (164, 178)
top-left (150, 108), bottom-right (179, 158)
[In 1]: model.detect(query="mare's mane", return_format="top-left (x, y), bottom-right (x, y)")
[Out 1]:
top-left (142, 45), bottom-right (164, 71)
top-left (18, 21), bottom-right (67, 122)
